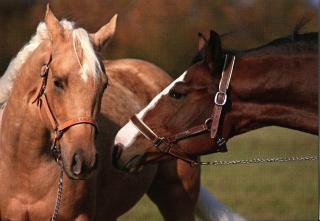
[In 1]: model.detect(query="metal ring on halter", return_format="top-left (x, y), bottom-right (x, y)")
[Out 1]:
top-left (214, 91), bottom-right (227, 106)
top-left (153, 137), bottom-right (165, 147)
top-left (40, 64), bottom-right (49, 77)
top-left (55, 130), bottom-right (63, 140)
top-left (215, 137), bottom-right (226, 147)
top-left (204, 118), bottom-right (213, 130)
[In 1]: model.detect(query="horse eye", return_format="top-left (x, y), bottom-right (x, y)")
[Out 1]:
top-left (169, 90), bottom-right (185, 99)
top-left (53, 78), bottom-right (64, 90)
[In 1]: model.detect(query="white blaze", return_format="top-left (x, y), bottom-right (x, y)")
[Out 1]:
top-left (114, 71), bottom-right (187, 149)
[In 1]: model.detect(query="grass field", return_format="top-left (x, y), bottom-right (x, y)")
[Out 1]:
top-left (119, 126), bottom-right (318, 221)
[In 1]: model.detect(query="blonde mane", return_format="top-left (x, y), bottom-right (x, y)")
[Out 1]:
top-left (0, 19), bottom-right (102, 105)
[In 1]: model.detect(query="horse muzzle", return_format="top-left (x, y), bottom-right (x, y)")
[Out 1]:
top-left (62, 148), bottom-right (98, 180)
top-left (112, 143), bottom-right (146, 173)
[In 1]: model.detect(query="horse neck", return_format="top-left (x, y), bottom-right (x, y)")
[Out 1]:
top-left (227, 50), bottom-right (318, 137)
top-left (0, 43), bottom-right (52, 171)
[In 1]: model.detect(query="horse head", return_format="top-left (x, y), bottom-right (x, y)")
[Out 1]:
top-left (40, 7), bottom-right (119, 179)
top-left (0, 6), bottom-right (118, 180)
top-left (113, 31), bottom-right (231, 172)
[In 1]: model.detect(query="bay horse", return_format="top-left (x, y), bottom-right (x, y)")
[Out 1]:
top-left (0, 7), bottom-right (243, 221)
top-left (94, 50), bottom-right (244, 221)
top-left (113, 29), bottom-right (318, 170)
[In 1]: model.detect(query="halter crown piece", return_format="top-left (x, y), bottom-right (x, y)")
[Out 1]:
top-left (31, 53), bottom-right (99, 163)
top-left (130, 54), bottom-right (236, 165)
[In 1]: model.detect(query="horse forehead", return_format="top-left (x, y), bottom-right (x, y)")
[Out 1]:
top-left (52, 51), bottom-right (81, 73)
top-left (136, 71), bottom-right (187, 118)
top-left (184, 62), bottom-right (212, 84)
top-left (52, 45), bottom-right (83, 74)
top-left (115, 71), bottom-right (188, 148)
top-left (53, 40), bottom-right (76, 60)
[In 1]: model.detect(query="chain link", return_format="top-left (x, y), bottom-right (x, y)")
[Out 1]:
top-left (197, 155), bottom-right (319, 166)
top-left (47, 155), bottom-right (318, 220)
top-left (51, 167), bottom-right (63, 221)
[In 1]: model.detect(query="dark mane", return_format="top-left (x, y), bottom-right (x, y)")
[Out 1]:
top-left (264, 32), bottom-right (317, 47)
top-left (191, 32), bottom-right (318, 64)
top-left (242, 32), bottom-right (318, 56)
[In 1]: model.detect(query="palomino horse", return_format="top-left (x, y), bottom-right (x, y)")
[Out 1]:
top-left (0, 5), bottom-right (110, 220)
top-left (0, 7), bottom-right (243, 221)
top-left (0, 7), bottom-right (188, 221)
top-left (113, 29), bottom-right (317, 169)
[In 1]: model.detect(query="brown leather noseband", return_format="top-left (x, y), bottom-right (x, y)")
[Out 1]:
top-left (130, 55), bottom-right (235, 165)
top-left (31, 55), bottom-right (98, 162)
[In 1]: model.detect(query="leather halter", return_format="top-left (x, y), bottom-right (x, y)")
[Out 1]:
top-left (130, 55), bottom-right (236, 165)
top-left (31, 54), bottom-right (98, 162)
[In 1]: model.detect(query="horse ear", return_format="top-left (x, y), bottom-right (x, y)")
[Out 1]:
top-left (205, 30), bottom-right (222, 70)
top-left (90, 14), bottom-right (118, 51)
top-left (198, 32), bottom-right (207, 51)
top-left (44, 4), bottom-right (64, 42)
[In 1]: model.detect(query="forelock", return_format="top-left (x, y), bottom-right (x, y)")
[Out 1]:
top-left (0, 18), bottom-right (102, 105)
top-left (72, 28), bottom-right (103, 81)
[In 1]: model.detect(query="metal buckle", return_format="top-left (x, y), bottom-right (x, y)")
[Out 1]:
top-left (154, 137), bottom-right (174, 153)
top-left (55, 130), bottom-right (63, 140)
top-left (50, 138), bottom-right (62, 163)
top-left (153, 137), bottom-right (165, 147)
top-left (214, 91), bottom-right (227, 106)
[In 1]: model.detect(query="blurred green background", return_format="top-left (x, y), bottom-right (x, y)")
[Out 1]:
top-left (0, 0), bottom-right (318, 220)
top-left (119, 127), bottom-right (317, 221)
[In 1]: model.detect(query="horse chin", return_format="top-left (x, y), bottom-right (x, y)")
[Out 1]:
top-left (60, 157), bottom-right (94, 180)
top-left (118, 154), bottom-right (147, 173)
top-left (63, 165), bottom-right (93, 180)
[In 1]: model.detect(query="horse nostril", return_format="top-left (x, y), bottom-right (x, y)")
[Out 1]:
top-left (112, 143), bottom-right (123, 167)
top-left (71, 153), bottom-right (83, 176)
top-left (113, 144), bottom-right (123, 160)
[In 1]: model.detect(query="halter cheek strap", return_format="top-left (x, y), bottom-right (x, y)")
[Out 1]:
top-left (211, 55), bottom-right (235, 139)
top-left (31, 55), bottom-right (98, 162)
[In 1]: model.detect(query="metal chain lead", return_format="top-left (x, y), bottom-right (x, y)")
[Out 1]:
top-left (51, 167), bottom-right (63, 221)
top-left (47, 155), bottom-right (318, 220)
top-left (196, 155), bottom-right (319, 166)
